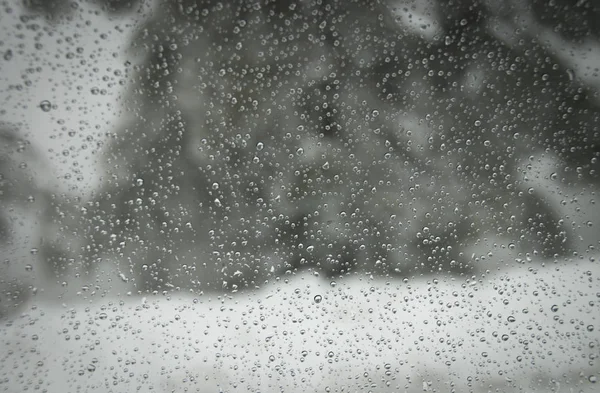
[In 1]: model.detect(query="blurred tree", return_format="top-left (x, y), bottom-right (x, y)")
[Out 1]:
top-left (19, 0), bottom-right (600, 293)
top-left (0, 124), bottom-right (44, 316)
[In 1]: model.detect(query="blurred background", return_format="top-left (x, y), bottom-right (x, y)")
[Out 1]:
top-left (1, 0), bottom-right (599, 316)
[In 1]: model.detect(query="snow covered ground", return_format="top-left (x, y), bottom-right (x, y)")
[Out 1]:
top-left (2, 254), bottom-right (598, 393)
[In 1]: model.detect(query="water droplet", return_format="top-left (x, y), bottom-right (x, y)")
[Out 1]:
top-left (3, 49), bottom-right (13, 61)
top-left (256, 142), bottom-right (264, 150)
top-left (98, 313), bottom-right (108, 320)
top-left (566, 68), bottom-right (575, 81)
top-left (322, 161), bottom-right (330, 170)
top-left (589, 375), bottom-right (597, 383)
top-left (314, 295), bottom-right (322, 304)
top-left (212, 182), bottom-right (219, 190)
top-left (296, 147), bottom-right (304, 156)
top-left (551, 305), bottom-right (559, 312)
top-left (39, 100), bottom-right (52, 112)
top-left (136, 178), bottom-right (144, 186)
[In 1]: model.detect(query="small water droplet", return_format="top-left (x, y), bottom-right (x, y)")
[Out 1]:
top-left (39, 100), bottom-right (52, 112)
top-left (256, 142), bottom-right (264, 150)
top-left (314, 295), bottom-right (322, 304)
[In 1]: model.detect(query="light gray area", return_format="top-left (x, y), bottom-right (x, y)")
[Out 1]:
top-left (2, 255), bottom-right (599, 392)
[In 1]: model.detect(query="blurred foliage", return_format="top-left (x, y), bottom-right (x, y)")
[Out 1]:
top-left (8, 0), bottom-right (600, 295)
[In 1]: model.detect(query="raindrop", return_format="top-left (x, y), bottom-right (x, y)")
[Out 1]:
top-left (256, 142), bottom-right (264, 150)
top-left (314, 295), bottom-right (322, 304)
top-left (39, 100), bottom-right (52, 112)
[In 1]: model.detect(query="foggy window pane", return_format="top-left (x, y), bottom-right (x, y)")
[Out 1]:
top-left (1, 0), bottom-right (599, 392)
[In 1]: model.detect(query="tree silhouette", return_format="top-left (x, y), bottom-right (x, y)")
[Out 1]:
top-left (15, 0), bottom-right (600, 294)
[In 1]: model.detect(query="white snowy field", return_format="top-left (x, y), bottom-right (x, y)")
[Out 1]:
top-left (1, 254), bottom-right (598, 393)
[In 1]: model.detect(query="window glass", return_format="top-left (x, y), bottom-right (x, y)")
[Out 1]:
top-left (1, 0), bottom-right (599, 392)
